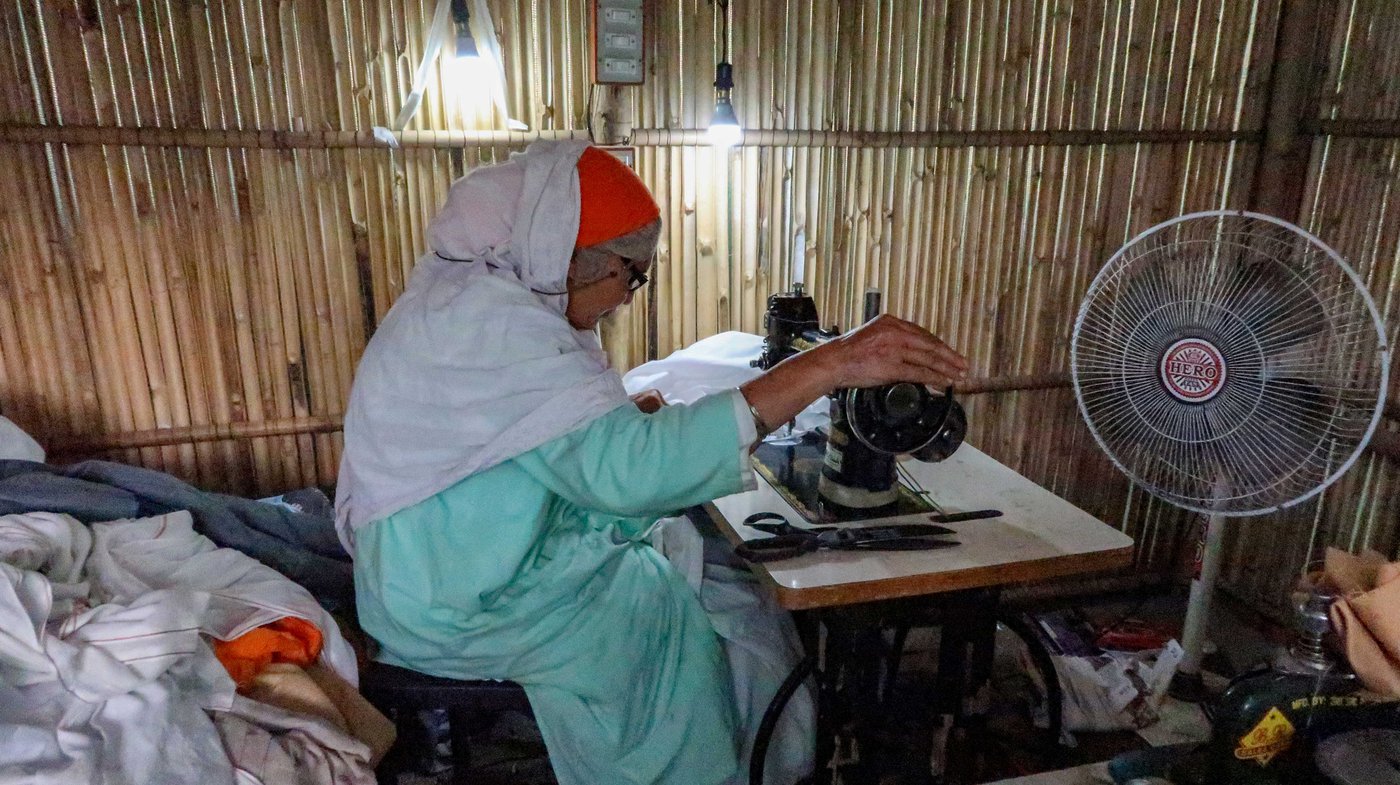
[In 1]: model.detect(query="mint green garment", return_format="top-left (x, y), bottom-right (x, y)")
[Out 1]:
top-left (354, 391), bottom-right (751, 785)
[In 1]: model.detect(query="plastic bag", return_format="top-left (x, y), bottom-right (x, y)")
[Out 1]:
top-left (1028, 611), bottom-right (1184, 732)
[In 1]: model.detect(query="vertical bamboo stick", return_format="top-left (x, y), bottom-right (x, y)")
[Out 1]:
top-left (227, 0), bottom-right (304, 489)
top-left (0, 9), bottom-right (89, 447)
top-left (50, 1), bottom-right (165, 470)
top-left (188, 1), bottom-right (265, 491)
top-left (0, 150), bottom-right (65, 444)
top-left (149, 3), bottom-right (233, 487)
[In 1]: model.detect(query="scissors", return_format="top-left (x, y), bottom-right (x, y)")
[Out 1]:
top-left (735, 512), bottom-right (961, 563)
top-left (928, 509), bottom-right (1002, 523)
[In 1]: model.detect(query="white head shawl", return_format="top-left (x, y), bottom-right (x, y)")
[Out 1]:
top-left (334, 140), bottom-right (631, 551)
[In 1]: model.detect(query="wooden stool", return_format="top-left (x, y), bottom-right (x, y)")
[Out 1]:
top-left (359, 661), bottom-right (533, 785)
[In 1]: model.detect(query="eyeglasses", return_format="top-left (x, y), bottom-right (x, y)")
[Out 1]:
top-left (621, 258), bottom-right (649, 293)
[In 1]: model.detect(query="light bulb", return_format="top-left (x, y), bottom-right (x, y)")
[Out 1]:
top-left (449, 53), bottom-right (497, 106)
top-left (707, 95), bottom-right (742, 148)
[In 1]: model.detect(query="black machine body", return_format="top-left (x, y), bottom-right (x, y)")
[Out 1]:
top-left (753, 282), bottom-right (838, 370)
top-left (752, 283), bottom-right (967, 519)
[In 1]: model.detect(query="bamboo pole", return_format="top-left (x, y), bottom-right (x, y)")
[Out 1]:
top-left (62, 372), bottom-right (1396, 468)
top-left (395, 3), bottom-right (431, 303)
top-left (49, 416), bottom-right (344, 454)
top-left (1247, 0), bottom-right (1328, 220)
top-left (667, 146), bottom-right (684, 354)
top-left (188, 2), bottom-right (266, 491)
top-left (43, 372), bottom-right (1075, 454)
top-left (226, 0), bottom-right (303, 489)
top-left (803, 3), bottom-right (830, 315)
top-left (149, 8), bottom-right (231, 488)
top-left (0, 2), bottom-right (82, 443)
top-left (14, 19), bottom-right (101, 449)
top-left (275, 6), bottom-right (341, 487)
top-left (0, 122), bottom-right (1260, 150)
top-left (1, 153), bottom-right (68, 445)
top-left (740, 145), bottom-right (760, 331)
top-left (1315, 119), bottom-right (1400, 138)
top-left (68, 7), bottom-right (177, 472)
top-left (957, 372), bottom-right (1072, 395)
top-left (1010, 1), bottom-right (1048, 479)
top-left (301, 1), bottom-right (365, 402)
top-left (131, 11), bottom-right (209, 482)
top-left (73, 195), bottom-right (159, 473)
top-left (183, 151), bottom-right (252, 491)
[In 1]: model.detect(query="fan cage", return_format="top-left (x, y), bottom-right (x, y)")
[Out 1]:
top-left (1070, 210), bottom-right (1391, 517)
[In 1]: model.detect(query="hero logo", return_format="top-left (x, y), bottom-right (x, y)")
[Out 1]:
top-left (1159, 338), bottom-right (1226, 403)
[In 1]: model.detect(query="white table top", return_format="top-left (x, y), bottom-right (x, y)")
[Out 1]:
top-left (707, 443), bottom-right (1134, 609)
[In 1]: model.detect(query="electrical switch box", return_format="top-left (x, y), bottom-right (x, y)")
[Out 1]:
top-left (592, 0), bottom-right (645, 84)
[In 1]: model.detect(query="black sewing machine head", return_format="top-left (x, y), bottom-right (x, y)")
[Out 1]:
top-left (751, 284), bottom-right (966, 524)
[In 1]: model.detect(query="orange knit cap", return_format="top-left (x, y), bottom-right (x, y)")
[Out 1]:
top-left (575, 146), bottom-right (661, 248)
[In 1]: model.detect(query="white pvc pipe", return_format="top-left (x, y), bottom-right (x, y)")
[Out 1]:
top-left (1178, 513), bottom-right (1227, 676)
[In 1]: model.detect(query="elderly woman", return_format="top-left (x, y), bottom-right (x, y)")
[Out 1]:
top-left (336, 141), bottom-right (967, 785)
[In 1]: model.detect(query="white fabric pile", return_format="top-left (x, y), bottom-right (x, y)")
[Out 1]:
top-left (0, 510), bottom-right (373, 785)
top-left (621, 330), bottom-right (831, 438)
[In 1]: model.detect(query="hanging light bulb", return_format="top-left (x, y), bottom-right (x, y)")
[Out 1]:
top-left (449, 0), bottom-right (492, 101)
top-left (707, 61), bottom-right (742, 147)
top-left (388, 0), bottom-right (524, 132)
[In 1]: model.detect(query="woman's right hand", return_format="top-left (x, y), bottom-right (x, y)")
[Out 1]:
top-left (816, 314), bottom-right (969, 391)
top-left (740, 314), bottom-right (969, 440)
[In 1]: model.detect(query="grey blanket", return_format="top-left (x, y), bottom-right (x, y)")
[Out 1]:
top-left (0, 460), bottom-right (353, 611)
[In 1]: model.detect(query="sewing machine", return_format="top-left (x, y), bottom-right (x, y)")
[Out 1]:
top-left (749, 284), bottom-right (967, 524)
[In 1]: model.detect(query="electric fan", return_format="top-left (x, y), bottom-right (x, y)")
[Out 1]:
top-left (1070, 210), bottom-right (1391, 697)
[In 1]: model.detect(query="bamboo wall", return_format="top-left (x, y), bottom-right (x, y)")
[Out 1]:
top-left (1221, 0), bottom-right (1400, 615)
top-left (1, 1), bottom-right (1396, 617)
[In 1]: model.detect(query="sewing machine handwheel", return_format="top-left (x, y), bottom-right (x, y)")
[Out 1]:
top-left (845, 384), bottom-right (958, 456)
top-left (911, 400), bottom-right (966, 463)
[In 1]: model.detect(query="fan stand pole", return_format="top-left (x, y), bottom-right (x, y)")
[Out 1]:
top-left (1170, 512), bottom-right (1227, 702)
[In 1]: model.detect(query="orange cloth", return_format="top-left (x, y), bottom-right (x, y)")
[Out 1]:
top-left (214, 616), bottom-right (324, 690)
top-left (575, 146), bottom-right (660, 247)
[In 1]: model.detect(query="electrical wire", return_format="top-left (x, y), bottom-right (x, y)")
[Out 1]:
top-left (895, 460), bottom-right (943, 514)
top-left (720, 0), bottom-right (731, 62)
top-left (585, 83), bottom-right (596, 143)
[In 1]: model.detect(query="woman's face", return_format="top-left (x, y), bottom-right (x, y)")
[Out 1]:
top-left (564, 253), bottom-right (650, 330)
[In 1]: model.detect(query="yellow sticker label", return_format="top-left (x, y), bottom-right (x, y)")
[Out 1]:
top-left (1234, 707), bottom-right (1296, 766)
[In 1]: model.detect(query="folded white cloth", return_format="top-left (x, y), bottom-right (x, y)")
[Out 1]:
top-left (84, 510), bottom-right (358, 685)
top-left (0, 512), bottom-right (91, 619)
top-left (0, 510), bottom-right (370, 785)
top-left (0, 561), bottom-right (239, 785)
